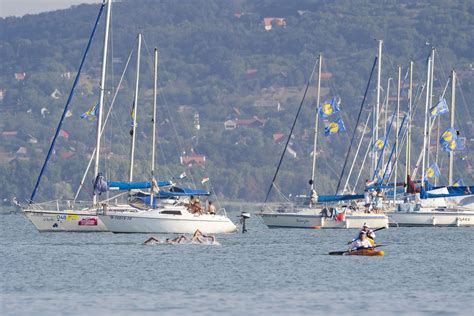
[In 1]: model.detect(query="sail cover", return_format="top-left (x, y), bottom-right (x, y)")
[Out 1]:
top-left (317, 194), bottom-right (364, 202)
top-left (107, 180), bottom-right (172, 191)
top-left (421, 186), bottom-right (474, 199)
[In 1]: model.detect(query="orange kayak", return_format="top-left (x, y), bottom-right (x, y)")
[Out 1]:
top-left (345, 248), bottom-right (384, 256)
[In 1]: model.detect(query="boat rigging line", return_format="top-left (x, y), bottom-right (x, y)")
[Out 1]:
top-left (263, 56), bottom-right (319, 204)
top-left (334, 57), bottom-right (378, 194)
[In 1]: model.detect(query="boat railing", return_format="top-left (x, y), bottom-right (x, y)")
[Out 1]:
top-left (25, 199), bottom-right (92, 211)
top-left (218, 207), bottom-right (228, 217)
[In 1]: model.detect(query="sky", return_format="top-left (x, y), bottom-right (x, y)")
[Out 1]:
top-left (1, 0), bottom-right (99, 18)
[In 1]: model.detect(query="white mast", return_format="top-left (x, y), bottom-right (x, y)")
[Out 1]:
top-left (421, 57), bottom-right (431, 186)
top-left (374, 39), bottom-right (383, 174)
top-left (310, 54), bottom-right (322, 205)
top-left (405, 61), bottom-right (413, 181)
top-left (129, 33), bottom-right (142, 182)
top-left (150, 48), bottom-right (158, 206)
top-left (382, 77), bottom-right (391, 169)
top-left (394, 66), bottom-right (401, 203)
top-left (93, 0), bottom-right (112, 206)
top-left (448, 70), bottom-right (456, 185)
top-left (427, 48), bottom-right (435, 169)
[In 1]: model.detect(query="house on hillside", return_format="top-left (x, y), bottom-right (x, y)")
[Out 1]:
top-left (273, 133), bottom-right (284, 143)
top-left (15, 72), bottom-right (26, 81)
top-left (180, 154), bottom-right (206, 165)
top-left (246, 69), bottom-right (258, 77)
top-left (1, 131), bottom-right (18, 137)
top-left (61, 72), bottom-right (72, 79)
top-left (254, 100), bottom-right (281, 111)
top-left (263, 17), bottom-right (286, 31)
top-left (51, 89), bottom-right (61, 99)
top-left (224, 116), bottom-right (267, 130)
top-left (321, 72), bottom-right (333, 79)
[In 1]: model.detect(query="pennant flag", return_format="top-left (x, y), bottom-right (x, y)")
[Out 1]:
top-left (425, 163), bottom-right (441, 179)
top-left (373, 137), bottom-right (386, 152)
top-left (318, 98), bottom-right (340, 118)
top-left (201, 176), bottom-right (210, 184)
top-left (324, 118), bottom-right (346, 136)
top-left (179, 172), bottom-right (187, 179)
top-left (430, 98), bottom-right (449, 117)
top-left (440, 128), bottom-right (458, 147)
top-left (453, 178), bottom-right (465, 187)
top-left (80, 103), bottom-right (98, 120)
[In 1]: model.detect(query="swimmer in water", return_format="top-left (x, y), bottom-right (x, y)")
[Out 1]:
top-left (143, 236), bottom-right (162, 245)
top-left (191, 229), bottom-right (217, 244)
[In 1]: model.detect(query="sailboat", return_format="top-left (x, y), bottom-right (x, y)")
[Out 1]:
top-left (97, 46), bottom-right (236, 234)
top-left (259, 52), bottom-right (389, 229)
top-left (388, 53), bottom-right (474, 227)
top-left (22, 0), bottom-right (115, 232)
top-left (21, 2), bottom-right (169, 232)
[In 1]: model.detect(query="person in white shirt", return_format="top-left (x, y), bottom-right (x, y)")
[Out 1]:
top-left (349, 231), bottom-right (373, 251)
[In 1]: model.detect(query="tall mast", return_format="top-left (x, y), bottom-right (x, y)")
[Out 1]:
top-left (382, 77), bottom-right (391, 169)
top-left (421, 57), bottom-right (431, 186)
top-left (150, 48), bottom-right (158, 206)
top-left (93, 0), bottom-right (112, 206)
top-left (310, 54), bottom-right (322, 204)
top-left (394, 66), bottom-right (401, 203)
top-left (448, 70), bottom-right (456, 185)
top-left (129, 33), bottom-right (142, 182)
top-left (405, 61), bottom-right (413, 180)
top-left (374, 39), bottom-right (383, 174)
top-left (427, 48), bottom-right (435, 169)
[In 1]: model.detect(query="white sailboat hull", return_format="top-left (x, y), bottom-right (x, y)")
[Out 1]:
top-left (23, 209), bottom-right (108, 232)
top-left (259, 212), bottom-right (388, 229)
top-left (98, 208), bottom-right (237, 234)
top-left (389, 210), bottom-right (474, 227)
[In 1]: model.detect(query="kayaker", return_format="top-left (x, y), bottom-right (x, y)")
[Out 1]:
top-left (361, 223), bottom-right (376, 241)
top-left (349, 224), bottom-right (375, 246)
top-left (349, 231), bottom-right (374, 251)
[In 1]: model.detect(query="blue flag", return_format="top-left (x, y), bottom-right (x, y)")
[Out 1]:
top-left (81, 103), bottom-right (98, 120)
top-left (430, 98), bottom-right (449, 117)
top-left (440, 128), bottom-right (458, 147)
top-left (318, 98), bottom-right (340, 118)
top-left (425, 163), bottom-right (441, 179)
top-left (453, 178), bottom-right (464, 187)
top-left (442, 137), bottom-right (464, 152)
top-left (324, 118), bottom-right (346, 136)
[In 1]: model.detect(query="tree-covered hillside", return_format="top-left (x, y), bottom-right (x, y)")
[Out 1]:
top-left (0, 0), bottom-right (473, 204)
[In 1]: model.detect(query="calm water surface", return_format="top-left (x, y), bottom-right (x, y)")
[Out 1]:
top-left (1, 212), bottom-right (473, 315)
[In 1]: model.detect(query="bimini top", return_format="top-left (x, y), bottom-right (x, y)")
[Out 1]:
top-left (108, 180), bottom-right (173, 191)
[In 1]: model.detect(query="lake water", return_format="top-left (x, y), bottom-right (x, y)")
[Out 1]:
top-left (1, 211), bottom-right (473, 315)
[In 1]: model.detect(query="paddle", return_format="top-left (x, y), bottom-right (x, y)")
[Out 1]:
top-left (329, 245), bottom-right (385, 256)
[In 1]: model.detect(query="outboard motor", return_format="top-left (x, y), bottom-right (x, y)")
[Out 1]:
top-left (239, 212), bottom-right (250, 233)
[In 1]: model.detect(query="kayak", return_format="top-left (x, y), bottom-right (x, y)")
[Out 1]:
top-left (344, 248), bottom-right (384, 256)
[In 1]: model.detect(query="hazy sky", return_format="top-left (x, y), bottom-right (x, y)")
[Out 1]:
top-left (1, 0), bottom-right (100, 18)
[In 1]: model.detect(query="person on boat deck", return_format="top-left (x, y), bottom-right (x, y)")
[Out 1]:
top-left (208, 201), bottom-right (216, 215)
top-left (188, 196), bottom-right (203, 215)
top-left (349, 231), bottom-right (374, 251)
